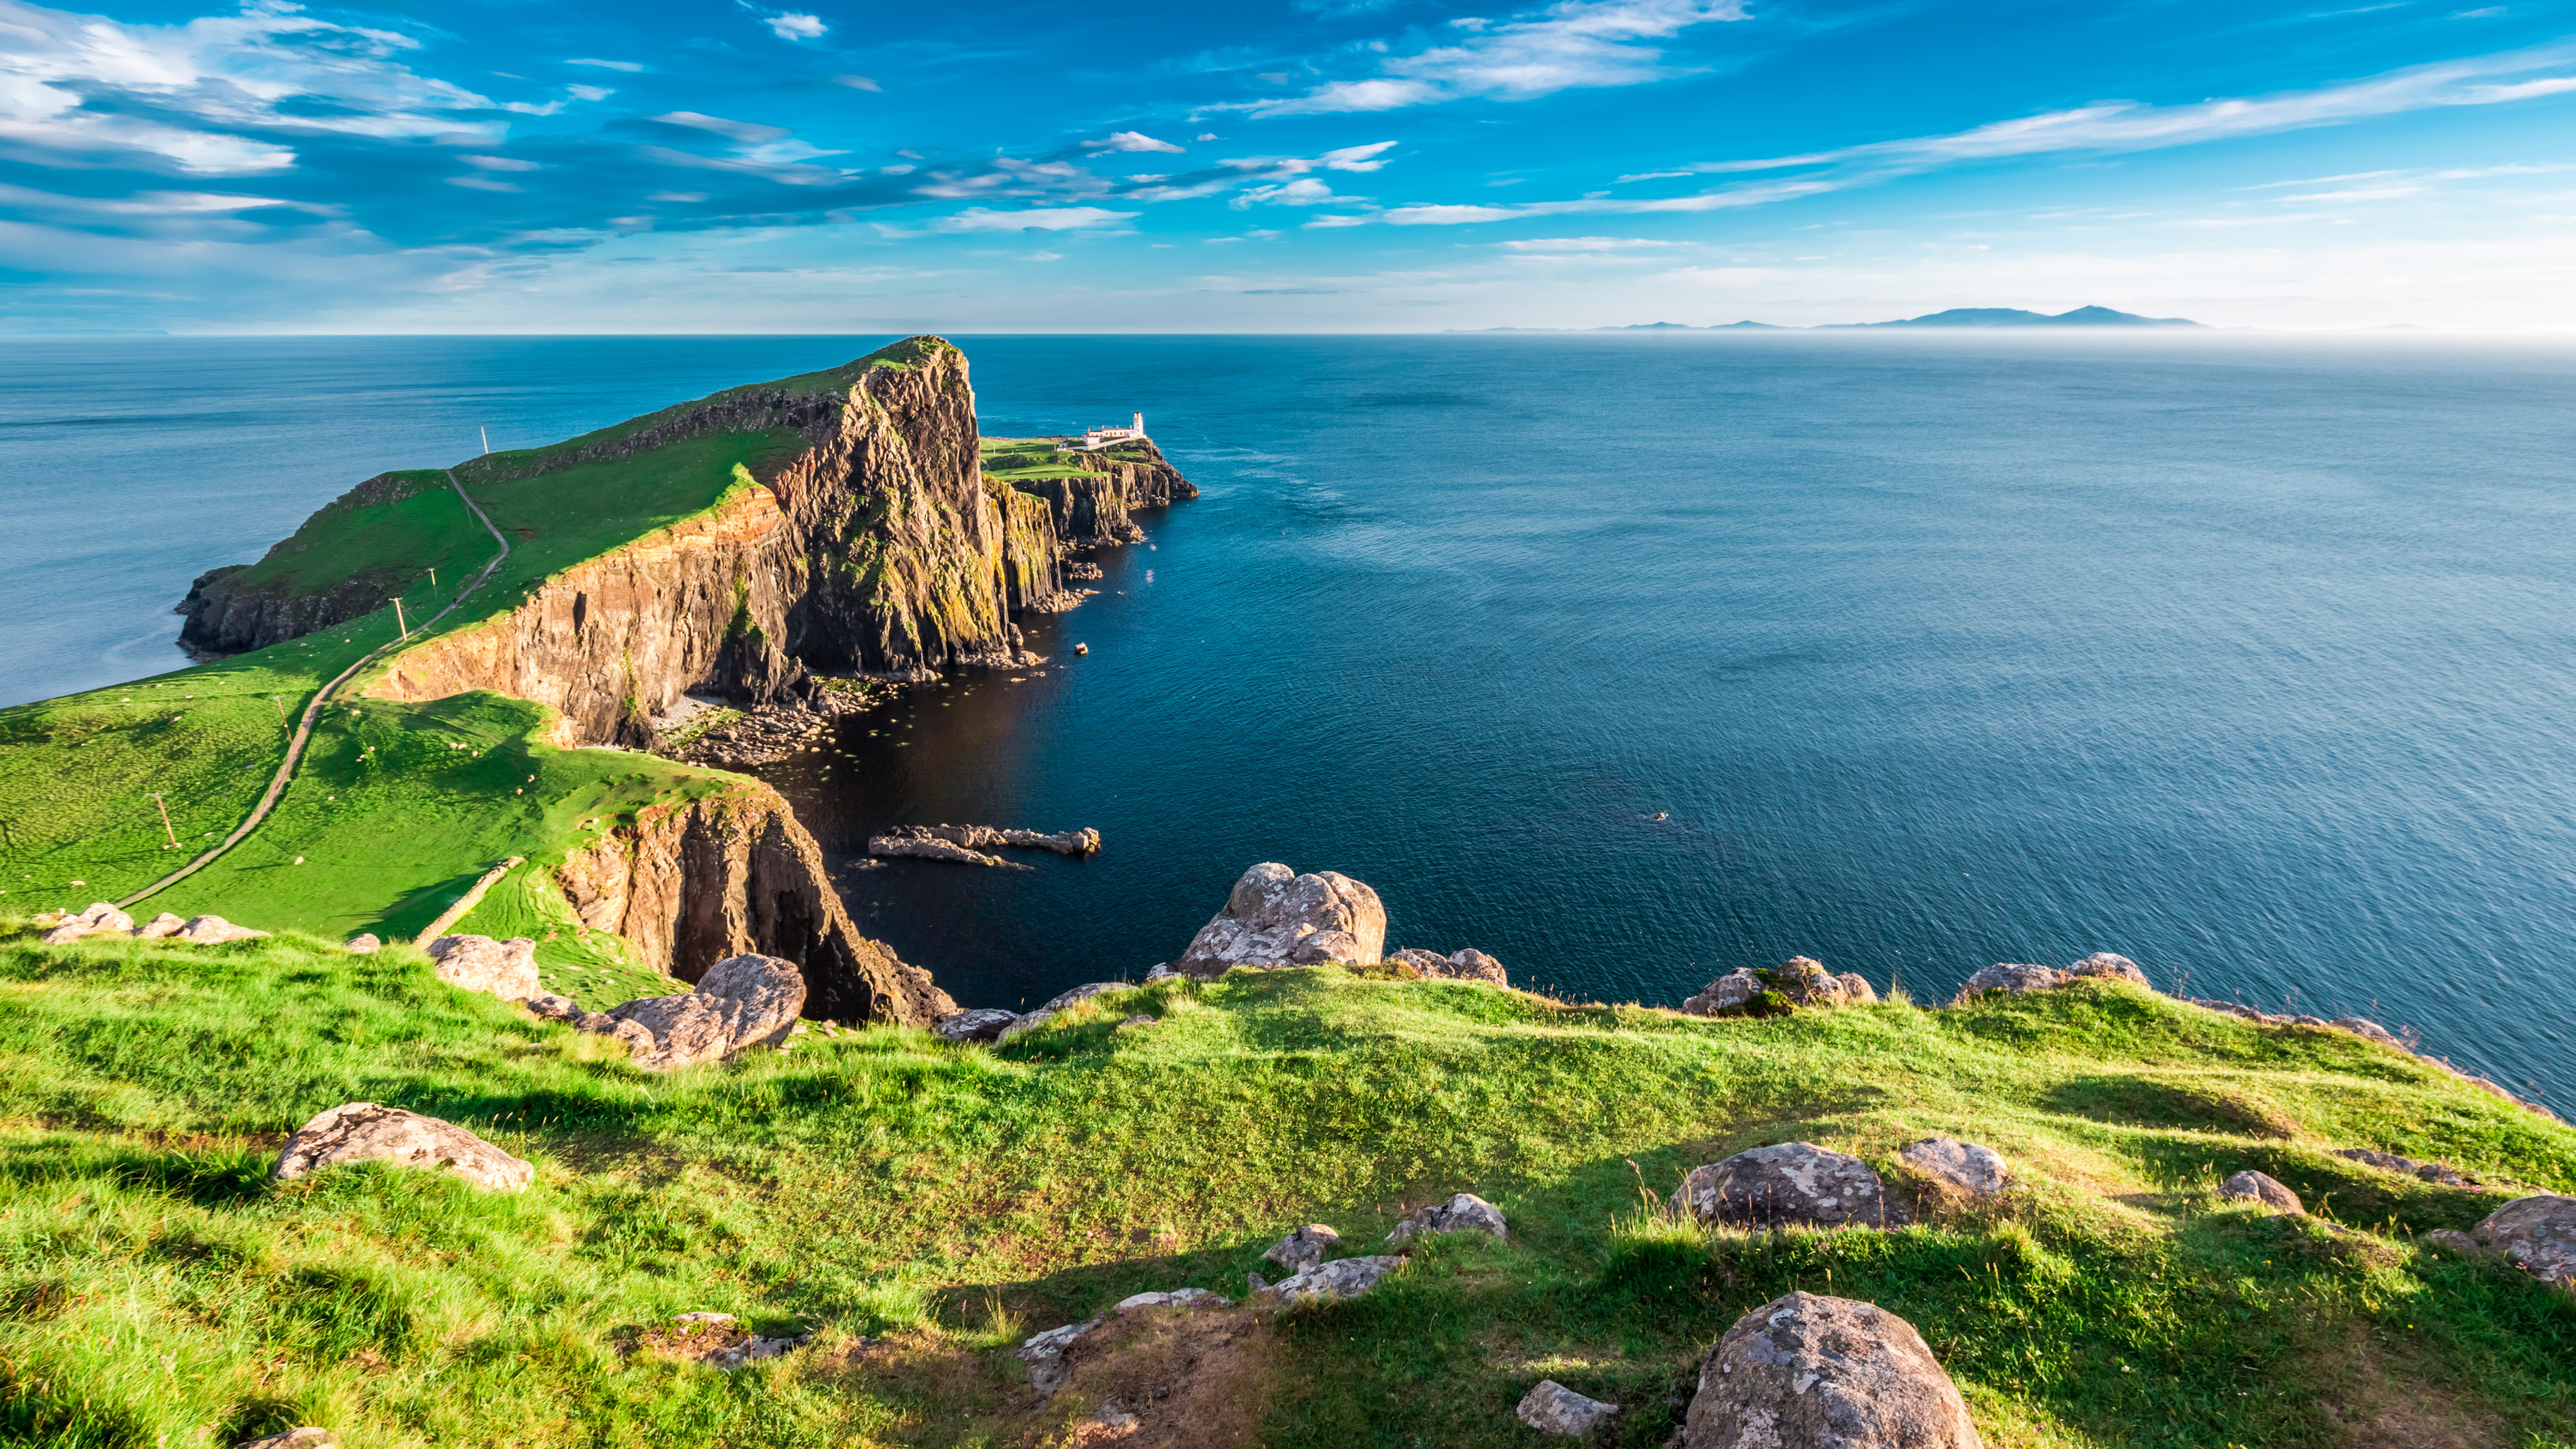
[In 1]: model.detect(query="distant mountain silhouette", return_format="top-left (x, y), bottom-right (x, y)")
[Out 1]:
top-left (1826, 305), bottom-right (2202, 329)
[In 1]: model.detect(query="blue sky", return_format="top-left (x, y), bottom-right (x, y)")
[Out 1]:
top-left (3, 0), bottom-right (2573, 330)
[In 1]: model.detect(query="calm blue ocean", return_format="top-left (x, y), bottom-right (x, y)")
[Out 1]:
top-left (3, 333), bottom-right (2572, 1103)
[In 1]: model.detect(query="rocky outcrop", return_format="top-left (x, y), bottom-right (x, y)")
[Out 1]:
top-left (553, 780), bottom-right (953, 1026)
top-left (2220, 1170), bottom-right (2303, 1214)
top-left (1683, 1293), bottom-right (1984, 1449)
top-left (934, 1008), bottom-right (1018, 1043)
top-left (1388, 947), bottom-right (1510, 985)
top-left (1682, 958), bottom-right (1873, 1017)
top-left (1262, 1224), bottom-right (1342, 1274)
top-left (426, 933), bottom-right (539, 1002)
top-left (1253, 1255), bottom-right (1404, 1304)
top-left (1006, 438), bottom-right (1198, 548)
top-left (1518, 1381), bottom-right (1620, 1437)
top-left (1899, 1137), bottom-right (2009, 1199)
top-left (1671, 1143), bottom-right (1907, 1230)
top-left (2336, 1148), bottom-right (2475, 1186)
top-left (2446, 1196), bottom-right (2576, 1291)
top-left (39, 902), bottom-right (131, 944)
top-left (1958, 952), bottom-right (2147, 1000)
top-left (1173, 863), bottom-right (1387, 978)
top-left (572, 951), bottom-right (805, 1070)
top-left (178, 561), bottom-right (398, 659)
top-left (1385, 1193), bottom-right (1509, 1248)
top-left (273, 1102), bottom-right (533, 1191)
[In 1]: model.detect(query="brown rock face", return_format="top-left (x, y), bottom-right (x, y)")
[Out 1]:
top-left (1685, 1293), bottom-right (1983, 1449)
top-left (556, 780), bottom-right (953, 1026)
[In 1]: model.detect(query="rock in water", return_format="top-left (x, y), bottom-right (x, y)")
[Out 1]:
top-left (1254, 1255), bottom-right (1404, 1304)
top-left (426, 934), bottom-right (540, 1001)
top-left (272, 1102), bottom-right (533, 1192)
top-left (1172, 862), bottom-right (1387, 978)
top-left (1899, 1138), bottom-right (2009, 1199)
top-left (2219, 1170), bottom-right (2304, 1214)
top-left (1671, 1143), bottom-right (1907, 1230)
top-left (2463, 1195), bottom-right (2576, 1290)
top-left (1385, 1192), bottom-right (1510, 1248)
top-left (592, 953), bottom-right (806, 1070)
top-left (1685, 1292), bottom-right (1984, 1449)
top-left (1518, 1380), bottom-right (1620, 1437)
top-left (933, 1009), bottom-right (1018, 1043)
top-left (1262, 1224), bottom-right (1342, 1273)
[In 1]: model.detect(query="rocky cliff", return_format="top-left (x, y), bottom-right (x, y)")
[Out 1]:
top-left (557, 779), bottom-right (955, 1025)
top-left (1005, 440), bottom-right (1199, 547)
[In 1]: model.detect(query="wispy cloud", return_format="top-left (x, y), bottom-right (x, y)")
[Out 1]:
top-left (928, 205), bottom-right (1137, 232)
top-left (1228, 0), bottom-right (1747, 116)
top-left (567, 58), bottom-right (646, 72)
top-left (1088, 130), bottom-right (1186, 154)
top-left (737, 4), bottom-right (827, 41)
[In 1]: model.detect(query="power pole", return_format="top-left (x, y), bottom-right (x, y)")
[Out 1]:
top-left (271, 696), bottom-right (288, 730)
top-left (481, 426), bottom-right (491, 457)
top-left (150, 792), bottom-right (178, 850)
top-left (428, 566), bottom-right (437, 591)
top-left (395, 597), bottom-right (409, 640)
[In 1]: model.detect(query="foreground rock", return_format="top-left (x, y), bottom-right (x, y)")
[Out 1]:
top-left (1681, 957), bottom-right (1874, 1016)
top-left (1899, 1137), bottom-right (2009, 1199)
top-left (1957, 952), bottom-right (2148, 1000)
top-left (1263, 1224), bottom-right (1342, 1274)
top-left (426, 933), bottom-right (540, 1002)
top-left (1672, 1143), bottom-right (1907, 1230)
top-left (575, 953), bottom-right (805, 1070)
top-left (1388, 947), bottom-right (1510, 985)
top-left (2336, 1147), bottom-right (2476, 1186)
top-left (1684, 1292), bottom-right (1984, 1449)
top-left (1173, 862), bottom-right (1387, 977)
top-left (1518, 1379), bottom-right (1620, 1436)
top-left (2450, 1195), bottom-right (2576, 1291)
top-left (933, 1008), bottom-right (1018, 1044)
top-left (273, 1103), bottom-right (532, 1192)
top-left (1254, 1255), bottom-right (1404, 1304)
top-left (1385, 1192), bottom-right (1510, 1248)
top-left (2219, 1170), bottom-right (2304, 1214)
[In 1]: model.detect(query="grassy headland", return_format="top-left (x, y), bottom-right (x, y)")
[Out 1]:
top-left (1, 929), bottom-right (2569, 1448)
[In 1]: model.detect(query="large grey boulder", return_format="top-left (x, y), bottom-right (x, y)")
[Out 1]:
top-left (1518, 1379), bottom-right (1620, 1436)
top-left (2219, 1170), bottom-right (2303, 1215)
top-left (1255, 1254), bottom-right (1404, 1304)
top-left (39, 902), bottom-right (132, 944)
top-left (1671, 1143), bottom-right (1907, 1231)
top-left (933, 1009), bottom-right (1018, 1044)
top-left (1262, 1224), bottom-right (1342, 1274)
top-left (272, 1102), bottom-right (532, 1192)
top-left (1684, 1292), bottom-right (1984, 1449)
top-left (1385, 1192), bottom-right (1509, 1248)
top-left (425, 934), bottom-right (539, 1002)
top-left (2461, 1195), bottom-right (2576, 1290)
top-left (1173, 863), bottom-right (1386, 978)
top-left (586, 953), bottom-right (805, 1070)
top-left (1899, 1137), bottom-right (2008, 1199)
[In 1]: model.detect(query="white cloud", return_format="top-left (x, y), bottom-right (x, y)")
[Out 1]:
top-left (567, 58), bottom-right (645, 72)
top-left (836, 74), bottom-right (882, 91)
top-left (462, 155), bottom-right (541, 171)
top-left (448, 174), bottom-right (522, 192)
top-left (651, 110), bottom-right (840, 167)
top-left (567, 84), bottom-right (615, 101)
top-left (1236, 0), bottom-right (1746, 116)
top-left (931, 205), bottom-right (1138, 232)
top-left (1498, 234), bottom-right (1686, 249)
top-left (764, 11), bottom-right (826, 39)
top-left (1233, 178), bottom-right (1352, 207)
top-left (1091, 130), bottom-right (1185, 154)
top-left (0, 0), bottom-right (501, 174)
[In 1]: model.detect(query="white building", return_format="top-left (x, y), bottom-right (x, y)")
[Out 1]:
top-left (1079, 412), bottom-right (1145, 449)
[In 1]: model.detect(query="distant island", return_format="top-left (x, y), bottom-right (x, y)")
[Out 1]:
top-left (1454, 305), bottom-right (2205, 332)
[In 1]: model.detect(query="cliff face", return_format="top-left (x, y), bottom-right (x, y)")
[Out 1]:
top-left (558, 780), bottom-right (956, 1026)
top-left (1005, 440), bottom-right (1199, 548)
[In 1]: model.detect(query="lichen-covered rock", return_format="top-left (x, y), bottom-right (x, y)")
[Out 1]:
top-left (1681, 969), bottom-right (1769, 1016)
top-left (1390, 947), bottom-right (1510, 985)
top-left (1671, 1143), bottom-right (1907, 1231)
top-left (933, 1008), bottom-right (1018, 1043)
top-left (40, 902), bottom-right (133, 943)
top-left (1836, 972), bottom-right (1880, 1003)
top-left (1957, 962), bottom-right (2072, 997)
top-left (2219, 1170), bottom-right (2303, 1214)
top-left (1771, 957), bottom-right (1852, 1007)
top-left (1114, 1288), bottom-right (1231, 1311)
top-left (1684, 1292), bottom-right (1983, 1449)
top-left (1385, 1192), bottom-right (1509, 1248)
top-left (426, 934), bottom-right (540, 1002)
top-left (1255, 1254), bottom-right (1404, 1304)
top-left (1263, 1224), bottom-right (1342, 1273)
top-left (2069, 952), bottom-right (2148, 985)
top-left (1518, 1379), bottom-right (1620, 1436)
top-left (1899, 1137), bottom-right (2008, 1198)
top-left (1019, 1318), bottom-right (1103, 1395)
top-left (2464, 1195), bottom-right (2576, 1290)
top-left (2335, 1148), bottom-right (2475, 1186)
top-left (1174, 863), bottom-right (1386, 978)
top-left (273, 1102), bottom-right (533, 1192)
top-left (589, 953), bottom-right (805, 1070)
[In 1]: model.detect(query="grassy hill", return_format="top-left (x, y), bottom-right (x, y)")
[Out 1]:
top-left (2, 929), bottom-right (2570, 1448)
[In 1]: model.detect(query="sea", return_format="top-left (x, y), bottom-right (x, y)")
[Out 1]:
top-left (3, 332), bottom-right (2572, 1105)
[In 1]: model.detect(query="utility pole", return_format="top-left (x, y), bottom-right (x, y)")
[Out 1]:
top-left (271, 696), bottom-right (288, 730)
top-left (481, 426), bottom-right (491, 456)
top-left (428, 566), bottom-right (437, 591)
top-left (395, 597), bottom-right (409, 640)
top-left (150, 792), bottom-right (178, 850)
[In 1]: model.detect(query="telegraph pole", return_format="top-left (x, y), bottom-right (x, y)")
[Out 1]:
top-left (150, 792), bottom-right (178, 850)
top-left (481, 427), bottom-right (491, 456)
top-left (395, 597), bottom-right (409, 640)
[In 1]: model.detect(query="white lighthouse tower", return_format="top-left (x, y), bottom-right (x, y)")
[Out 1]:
top-left (1079, 411), bottom-right (1149, 449)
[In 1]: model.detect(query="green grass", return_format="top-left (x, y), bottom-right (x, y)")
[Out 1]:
top-left (0, 942), bottom-right (2568, 1448)
top-left (978, 437), bottom-right (1098, 482)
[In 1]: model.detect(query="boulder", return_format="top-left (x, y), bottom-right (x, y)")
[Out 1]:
top-left (1114, 1288), bottom-right (1231, 1311)
top-left (1899, 1137), bottom-right (2009, 1199)
top-left (2069, 952), bottom-right (2148, 985)
top-left (1681, 969), bottom-right (1770, 1017)
top-left (1389, 947), bottom-right (1510, 985)
top-left (525, 993), bottom-right (582, 1022)
top-left (272, 1102), bottom-right (533, 1192)
top-left (343, 933), bottom-right (380, 954)
top-left (1020, 1318), bottom-right (1104, 1396)
top-left (1262, 1224), bottom-right (1343, 1273)
top-left (1254, 1254), bottom-right (1404, 1304)
top-left (1684, 960), bottom-right (1870, 1016)
top-left (586, 953), bottom-right (805, 1070)
top-left (135, 912), bottom-right (186, 939)
top-left (1385, 1192), bottom-right (1509, 1248)
top-left (933, 1009), bottom-right (1018, 1044)
top-left (1684, 1292), bottom-right (1983, 1449)
top-left (425, 934), bottom-right (540, 1002)
top-left (1671, 1143), bottom-right (1907, 1231)
top-left (1772, 956), bottom-right (1856, 1007)
top-left (2219, 1170), bottom-right (2303, 1214)
top-left (242, 1432), bottom-right (340, 1449)
top-left (1517, 1379), bottom-right (1620, 1437)
top-left (173, 914), bottom-right (267, 943)
top-left (1173, 862), bottom-right (1386, 978)
top-left (1956, 962), bottom-right (2071, 997)
top-left (995, 1010), bottom-right (1056, 1045)
top-left (2463, 1195), bottom-right (2576, 1290)
top-left (2334, 1148), bottom-right (2474, 1187)
top-left (39, 902), bottom-right (132, 944)
top-left (1837, 973), bottom-right (1880, 1004)
top-left (1036, 981), bottom-right (1128, 1013)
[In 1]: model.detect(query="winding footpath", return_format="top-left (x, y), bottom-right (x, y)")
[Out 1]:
top-left (120, 471), bottom-right (511, 908)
